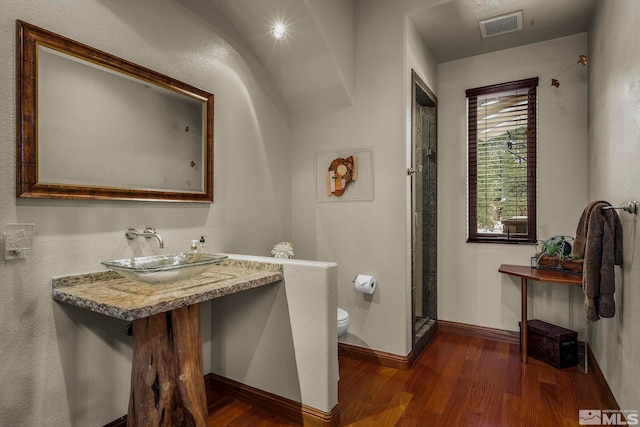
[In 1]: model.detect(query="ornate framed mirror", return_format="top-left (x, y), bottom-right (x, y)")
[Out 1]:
top-left (16, 20), bottom-right (214, 202)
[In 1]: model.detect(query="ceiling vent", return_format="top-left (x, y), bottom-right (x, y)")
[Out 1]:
top-left (479, 10), bottom-right (523, 38)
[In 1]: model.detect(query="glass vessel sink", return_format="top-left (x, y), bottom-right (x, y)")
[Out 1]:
top-left (102, 253), bottom-right (228, 285)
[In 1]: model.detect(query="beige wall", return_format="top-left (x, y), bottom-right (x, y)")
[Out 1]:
top-left (290, 0), bottom-right (439, 356)
top-left (0, 1), bottom-right (291, 425)
top-left (404, 15), bottom-right (439, 346)
top-left (211, 255), bottom-right (338, 413)
top-left (4, 0), bottom-right (632, 423)
top-left (588, 0), bottom-right (640, 410)
top-left (437, 34), bottom-right (589, 334)
top-left (306, 0), bottom-right (355, 104)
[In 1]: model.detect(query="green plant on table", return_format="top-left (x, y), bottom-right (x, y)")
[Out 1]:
top-left (536, 236), bottom-right (575, 261)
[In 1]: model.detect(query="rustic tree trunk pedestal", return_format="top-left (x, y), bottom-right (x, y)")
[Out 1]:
top-left (128, 304), bottom-right (208, 427)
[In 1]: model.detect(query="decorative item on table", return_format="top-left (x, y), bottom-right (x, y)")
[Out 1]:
top-left (327, 155), bottom-right (357, 197)
top-left (271, 242), bottom-right (294, 259)
top-left (531, 235), bottom-right (583, 275)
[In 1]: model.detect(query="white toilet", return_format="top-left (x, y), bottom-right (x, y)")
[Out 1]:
top-left (337, 308), bottom-right (350, 338)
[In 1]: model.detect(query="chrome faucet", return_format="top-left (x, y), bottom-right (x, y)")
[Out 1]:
top-left (126, 227), bottom-right (164, 249)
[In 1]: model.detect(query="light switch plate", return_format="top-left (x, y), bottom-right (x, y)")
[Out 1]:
top-left (4, 223), bottom-right (35, 261)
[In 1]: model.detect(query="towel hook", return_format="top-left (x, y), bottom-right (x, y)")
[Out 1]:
top-left (602, 201), bottom-right (638, 214)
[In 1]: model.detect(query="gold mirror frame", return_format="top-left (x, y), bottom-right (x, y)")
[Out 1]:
top-left (16, 20), bottom-right (214, 202)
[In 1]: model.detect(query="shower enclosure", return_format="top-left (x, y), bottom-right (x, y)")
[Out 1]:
top-left (410, 70), bottom-right (437, 357)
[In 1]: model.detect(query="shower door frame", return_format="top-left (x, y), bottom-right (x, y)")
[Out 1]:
top-left (410, 69), bottom-right (438, 358)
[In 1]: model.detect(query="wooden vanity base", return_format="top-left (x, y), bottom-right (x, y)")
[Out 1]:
top-left (128, 304), bottom-right (208, 427)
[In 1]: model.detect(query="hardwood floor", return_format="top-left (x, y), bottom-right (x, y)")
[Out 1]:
top-left (208, 331), bottom-right (617, 426)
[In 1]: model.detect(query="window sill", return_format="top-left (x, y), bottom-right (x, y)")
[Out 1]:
top-left (467, 236), bottom-right (536, 244)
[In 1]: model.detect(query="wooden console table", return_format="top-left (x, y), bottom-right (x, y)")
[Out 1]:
top-left (498, 264), bottom-right (585, 370)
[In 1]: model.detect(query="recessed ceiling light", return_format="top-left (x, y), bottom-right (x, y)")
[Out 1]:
top-left (272, 23), bottom-right (287, 40)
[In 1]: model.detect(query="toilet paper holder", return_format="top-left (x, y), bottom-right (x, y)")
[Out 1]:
top-left (353, 274), bottom-right (376, 294)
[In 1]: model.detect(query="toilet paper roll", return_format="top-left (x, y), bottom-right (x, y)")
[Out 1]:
top-left (354, 274), bottom-right (376, 295)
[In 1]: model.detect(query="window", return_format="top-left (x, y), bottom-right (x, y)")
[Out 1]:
top-left (466, 78), bottom-right (538, 243)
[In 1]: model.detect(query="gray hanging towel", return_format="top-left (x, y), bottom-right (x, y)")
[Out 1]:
top-left (572, 201), bottom-right (623, 321)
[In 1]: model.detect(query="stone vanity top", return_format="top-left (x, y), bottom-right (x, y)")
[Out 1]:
top-left (52, 258), bottom-right (283, 321)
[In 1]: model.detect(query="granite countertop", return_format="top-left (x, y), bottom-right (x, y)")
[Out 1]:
top-left (52, 258), bottom-right (283, 321)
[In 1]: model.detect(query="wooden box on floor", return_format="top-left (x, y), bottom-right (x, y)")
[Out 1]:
top-left (520, 319), bottom-right (578, 369)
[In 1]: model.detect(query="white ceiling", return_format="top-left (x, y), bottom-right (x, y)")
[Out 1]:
top-left (409, 0), bottom-right (597, 63)
top-left (204, 0), bottom-right (353, 112)
top-left (196, 0), bottom-right (597, 112)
